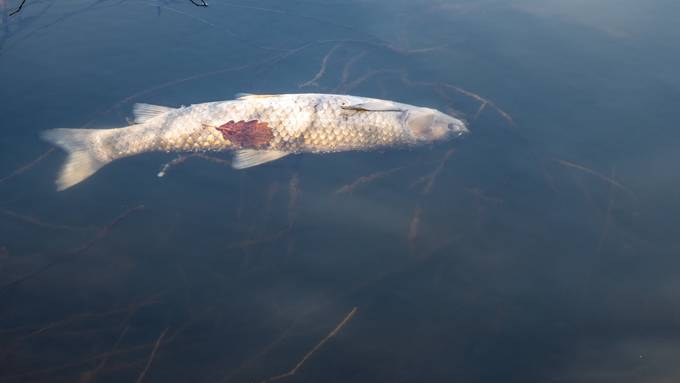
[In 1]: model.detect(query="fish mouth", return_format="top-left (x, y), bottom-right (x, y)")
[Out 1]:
top-left (448, 120), bottom-right (469, 136)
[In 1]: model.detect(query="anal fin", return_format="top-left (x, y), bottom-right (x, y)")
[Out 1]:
top-left (232, 149), bottom-right (289, 169)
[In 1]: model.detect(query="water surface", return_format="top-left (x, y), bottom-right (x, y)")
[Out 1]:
top-left (1, 1), bottom-right (679, 382)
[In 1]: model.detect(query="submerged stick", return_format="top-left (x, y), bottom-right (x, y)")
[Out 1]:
top-left (555, 159), bottom-right (633, 196)
top-left (0, 208), bottom-right (95, 232)
top-left (158, 153), bottom-right (230, 177)
top-left (288, 173), bottom-right (300, 230)
top-left (407, 205), bottom-right (423, 246)
top-left (79, 326), bottom-right (129, 383)
top-left (0, 148), bottom-right (54, 185)
top-left (334, 166), bottom-right (405, 195)
top-left (412, 148), bottom-right (456, 196)
top-left (299, 43), bottom-right (343, 88)
top-left (219, 323), bottom-right (296, 383)
top-left (337, 69), bottom-right (400, 93)
top-left (596, 166), bottom-right (617, 255)
top-left (400, 73), bottom-right (515, 127)
top-left (0, 205), bottom-right (144, 293)
top-left (135, 327), bottom-right (170, 383)
top-left (260, 307), bottom-right (358, 383)
top-left (8, 0), bottom-right (28, 16)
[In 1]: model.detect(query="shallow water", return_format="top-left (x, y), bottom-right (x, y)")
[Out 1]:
top-left (1, 1), bottom-right (680, 382)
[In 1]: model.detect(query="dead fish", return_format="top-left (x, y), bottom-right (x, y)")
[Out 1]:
top-left (41, 93), bottom-right (468, 191)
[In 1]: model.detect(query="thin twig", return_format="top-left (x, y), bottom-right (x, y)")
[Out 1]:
top-left (401, 73), bottom-right (515, 127)
top-left (136, 327), bottom-right (170, 383)
top-left (299, 44), bottom-right (343, 88)
top-left (79, 326), bottom-right (129, 383)
top-left (0, 205), bottom-right (144, 293)
top-left (554, 159), bottom-right (633, 196)
top-left (260, 307), bottom-right (358, 383)
top-left (220, 323), bottom-right (295, 383)
top-left (157, 154), bottom-right (193, 177)
top-left (339, 50), bottom-right (366, 88)
top-left (334, 166), bottom-right (405, 195)
top-left (0, 208), bottom-right (95, 232)
top-left (158, 153), bottom-right (231, 177)
top-left (8, 0), bottom-right (27, 16)
top-left (227, 229), bottom-right (288, 249)
top-left (68, 205), bottom-right (145, 254)
top-left (288, 173), bottom-right (300, 230)
top-left (407, 205), bottom-right (423, 246)
top-left (189, 0), bottom-right (207, 6)
top-left (336, 69), bottom-right (400, 93)
top-left (0, 148), bottom-right (54, 185)
top-left (412, 148), bottom-right (456, 196)
top-left (596, 166), bottom-right (616, 254)
top-left (472, 101), bottom-right (487, 121)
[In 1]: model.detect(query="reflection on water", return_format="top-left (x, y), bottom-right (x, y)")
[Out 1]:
top-left (1, 1), bottom-right (679, 382)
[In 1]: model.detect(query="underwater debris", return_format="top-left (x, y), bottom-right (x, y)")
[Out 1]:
top-left (288, 172), bottom-right (300, 230)
top-left (135, 327), bottom-right (170, 383)
top-left (555, 159), bottom-right (633, 196)
top-left (334, 166), bottom-right (405, 195)
top-left (0, 208), bottom-right (96, 232)
top-left (0, 148), bottom-right (54, 186)
top-left (260, 307), bottom-right (358, 383)
top-left (8, 0), bottom-right (27, 16)
top-left (0, 205), bottom-right (144, 293)
top-left (299, 43), bottom-right (343, 88)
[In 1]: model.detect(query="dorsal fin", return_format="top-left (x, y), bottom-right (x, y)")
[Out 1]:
top-left (235, 93), bottom-right (279, 101)
top-left (133, 103), bottom-right (174, 124)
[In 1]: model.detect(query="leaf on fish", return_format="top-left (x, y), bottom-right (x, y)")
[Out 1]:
top-left (214, 120), bottom-right (273, 148)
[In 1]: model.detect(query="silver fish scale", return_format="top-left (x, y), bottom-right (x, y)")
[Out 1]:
top-left (232, 94), bottom-right (413, 153)
top-left (105, 94), bottom-right (417, 159)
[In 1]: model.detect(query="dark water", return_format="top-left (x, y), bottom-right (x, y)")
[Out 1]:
top-left (1, 1), bottom-right (680, 382)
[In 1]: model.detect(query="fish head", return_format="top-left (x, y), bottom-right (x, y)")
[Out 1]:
top-left (405, 107), bottom-right (468, 143)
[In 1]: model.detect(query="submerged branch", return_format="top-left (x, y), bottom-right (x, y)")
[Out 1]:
top-left (0, 205), bottom-right (144, 294)
top-left (554, 159), bottom-right (633, 197)
top-left (401, 73), bottom-right (515, 127)
top-left (299, 43), bottom-right (343, 88)
top-left (0, 148), bottom-right (54, 186)
top-left (0, 208), bottom-right (96, 232)
top-left (135, 327), bottom-right (170, 383)
top-left (260, 307), bottom-right (358, 383)
top-left (8, 0), bottom-right (28, 16)
top-left (157, 153), bottom-right (230, 177)
top-left (334, 166), bottom-right (405, 195)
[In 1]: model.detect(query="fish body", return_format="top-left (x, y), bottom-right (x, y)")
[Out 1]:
top-left (42, 93), bottom-right (468, 190)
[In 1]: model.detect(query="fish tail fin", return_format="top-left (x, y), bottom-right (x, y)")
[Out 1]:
top-left (41, 128), bottom-right (115, 191)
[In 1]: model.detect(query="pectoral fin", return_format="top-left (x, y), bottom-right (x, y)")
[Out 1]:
top-left (232, 149), bottom-right (289, 169)
top-left (341, 100), bottom-right (404, 112)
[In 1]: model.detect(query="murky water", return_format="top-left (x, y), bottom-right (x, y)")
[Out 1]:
top-left (1, 1), bottom-right (680, 382)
